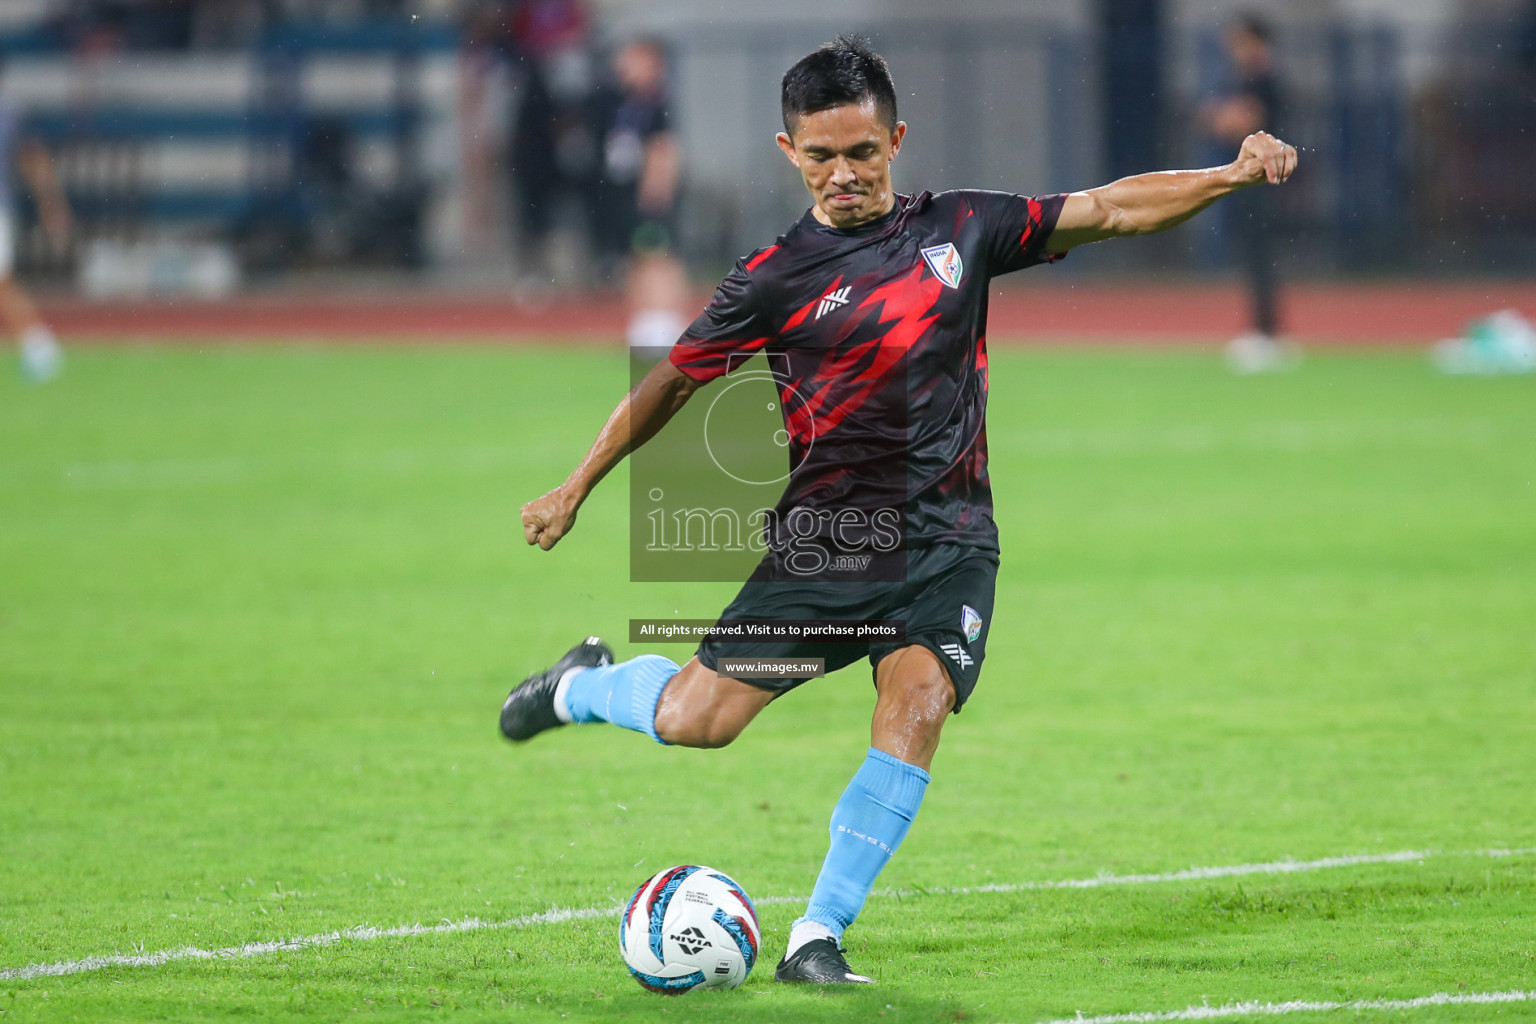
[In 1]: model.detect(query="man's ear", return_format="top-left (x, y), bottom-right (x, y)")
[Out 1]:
top-left (775, 131), bottom-right (799, 166)
top-left (889, 121), bottom-right (907, 160)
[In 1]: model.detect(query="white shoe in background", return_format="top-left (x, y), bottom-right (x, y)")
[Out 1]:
top-left (1225, 331), bottom-right (1291, 374)
top-left (19, 325), bottom-right (63, 383)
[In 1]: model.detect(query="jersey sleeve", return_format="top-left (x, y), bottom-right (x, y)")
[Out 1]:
top-left (968, 191), bottom-right (1069, 276)
top-left (669, 256), bottom-right (773, 384)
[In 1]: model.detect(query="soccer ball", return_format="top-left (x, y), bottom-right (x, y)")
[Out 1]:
top-left (619, 864), bottom-right (761, 994)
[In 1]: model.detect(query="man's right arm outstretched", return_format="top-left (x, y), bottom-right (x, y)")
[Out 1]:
top-left (521, 358), bottom-right (702, 550)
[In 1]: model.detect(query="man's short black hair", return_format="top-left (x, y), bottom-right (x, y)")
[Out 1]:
top-left (1233, 12), bottom-right (1274, 45)
top-left (780, 34), bottom-right (898, 136)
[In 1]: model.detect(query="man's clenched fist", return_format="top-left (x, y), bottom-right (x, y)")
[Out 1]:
top-left (1235, 130), bottom-right (1298, 186)
top-left (521, 486), bottom-right (581, 551)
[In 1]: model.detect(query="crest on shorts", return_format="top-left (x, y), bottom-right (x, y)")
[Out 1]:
top-left (921, 242), bottom-right (964, 289)
top-left (961, 604), bottom-right (983, 643)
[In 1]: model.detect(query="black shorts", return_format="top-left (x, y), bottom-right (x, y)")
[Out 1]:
top-left (695, 544), bottom-right (998, 712)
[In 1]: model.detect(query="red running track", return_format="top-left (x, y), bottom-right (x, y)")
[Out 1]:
top-left (39, 280), bottom-right (1536, 345)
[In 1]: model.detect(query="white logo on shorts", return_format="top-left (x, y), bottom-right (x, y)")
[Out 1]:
top-left (938, 642), bottom-right (974, 669)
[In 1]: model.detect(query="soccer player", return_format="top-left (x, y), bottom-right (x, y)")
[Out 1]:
top-left (504, 35), bottom-right (1296, 984)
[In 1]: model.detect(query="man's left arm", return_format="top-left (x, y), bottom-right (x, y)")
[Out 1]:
top-left (1044, 131), bottom-right (1296, 254)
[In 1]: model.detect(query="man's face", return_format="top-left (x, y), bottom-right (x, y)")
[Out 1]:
top-left (1225, 26), bottom-right (1270, 72)
top-left (615, 42), bottom-right (664, 95)
top-left (776, 99), bottom-right (906, 229)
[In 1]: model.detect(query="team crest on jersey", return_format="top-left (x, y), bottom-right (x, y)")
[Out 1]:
top-left (921, 242), bottom-right (964, 289)
top-left (961, 604), bottom-right (983, 643)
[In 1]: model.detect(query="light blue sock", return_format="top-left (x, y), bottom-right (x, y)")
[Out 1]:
top-left (558, 655), bottom-right (677, 744)
top-left (795, 747), bottom-right (930, 939)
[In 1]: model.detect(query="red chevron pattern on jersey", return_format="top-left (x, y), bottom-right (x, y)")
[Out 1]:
top-left (671, 190), bottom-right (1066, 555)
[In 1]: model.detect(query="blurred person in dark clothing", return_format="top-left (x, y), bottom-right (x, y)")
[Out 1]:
top-left (588, 38), bottom-right (687, 348)
top-left (1202, 14), bottom-right (1290, 373)
top-left (502, 0), bottom-right (595, 287)
top-left (590, 38), bottom-right (677, 272)
top-left (0, 88), bottom-right (72, 382)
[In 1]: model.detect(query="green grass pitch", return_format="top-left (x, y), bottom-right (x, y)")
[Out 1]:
top-left (1, 343), bottom-right (1533, 1023)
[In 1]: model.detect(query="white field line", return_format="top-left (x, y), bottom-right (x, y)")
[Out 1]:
top-left (2, 845), bottom-right (1530, 982)
top-left (1030, 988), bottom-right (1534, 1024)
top-left (0, 903), bottom-right (625, 981)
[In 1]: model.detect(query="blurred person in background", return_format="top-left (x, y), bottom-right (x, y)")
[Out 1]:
top-left (1202, 13), bottom-right (1289, 373)
top-left (589, 37), bottom-right (687, 349)
top-left (0, 68), bottom-right (72, 382)
top-left (501, 0), bottom-right (596, 289)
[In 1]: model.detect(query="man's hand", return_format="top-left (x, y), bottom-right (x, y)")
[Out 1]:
top-left (522, 485), bottom-right (582, 551)
top-left (519, 360), bottom-right (700, 553)
top-left (1232, 130), bottom-right (1298, 186)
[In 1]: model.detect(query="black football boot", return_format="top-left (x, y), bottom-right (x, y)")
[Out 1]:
top-left (498, 636), bottom-right (614, 742)
top-left (774, 938), bottom-right (874, 984)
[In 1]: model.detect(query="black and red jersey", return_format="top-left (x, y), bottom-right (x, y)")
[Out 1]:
top-left (670, 189), bottom-right (1066, 555)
